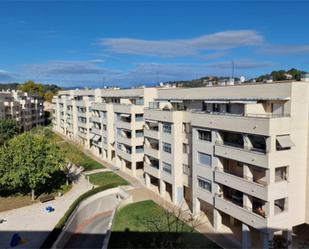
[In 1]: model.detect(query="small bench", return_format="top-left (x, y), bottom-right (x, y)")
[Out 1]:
top-left (39, 194), bottom-right (55, 203)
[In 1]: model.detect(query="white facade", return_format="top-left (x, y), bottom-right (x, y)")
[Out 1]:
top-left (52, 81), bottom-right (309, 248)
top-left (0, 90), bottom-right (44, 130)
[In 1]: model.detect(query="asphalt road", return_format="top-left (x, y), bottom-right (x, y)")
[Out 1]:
top-left (64, 212), bottom-right (112, 249)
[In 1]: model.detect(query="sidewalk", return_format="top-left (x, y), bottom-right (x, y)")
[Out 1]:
top-left (0, 174), bottom-right (92, 249)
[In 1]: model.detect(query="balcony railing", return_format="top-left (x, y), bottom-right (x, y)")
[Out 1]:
top-left (216, 194), bottom-right (267, 218)
top-left (215, 167), bottom-right (267, 186)
top-left (192, 110), bottom-right (290, 119)
top-left (215, 140), bottom-right (268, 154)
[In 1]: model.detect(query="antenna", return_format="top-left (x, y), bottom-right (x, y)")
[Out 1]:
top-left (156, 71), bottom-right (159, 85)
top-left (231, 60), bottom-right (235, 79)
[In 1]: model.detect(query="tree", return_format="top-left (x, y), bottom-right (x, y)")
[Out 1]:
top-left (44, 91), bottom-right (55, 102)
top-left (18, 80), bottom-right (45, 97)
top-left (0, 120), bottom-right (21, 145)
top-left (18, 80), bottom-right (62, 102)
top-left (0, 132), bottom-right (64, 200)
top-left (145, 203), bottom-right (203, 249)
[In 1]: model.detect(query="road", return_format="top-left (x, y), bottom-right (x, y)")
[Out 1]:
top-left (64, 211), bottom-right (112, 249)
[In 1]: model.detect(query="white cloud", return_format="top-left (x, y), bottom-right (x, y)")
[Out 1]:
top-left (0, 70), bottom-right (14, 82)
top-left (261, 45), bottom-right (309, 55)
top-left (99, 30), bottom-right (263, 57)
top-left (23, 60), bottom-right (117, 76)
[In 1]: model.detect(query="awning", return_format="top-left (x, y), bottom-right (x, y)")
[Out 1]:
top-left (230, 100), bottom-right (258, 104)
top-left (120, 113), bottom-right (130, 118)
top-left (146, 120), bottom-right (158, 125)
top-left (92, 135), bottom-right (101, 142)
top-left (276, 135), bottom-right (295, 148)
top-left (170, 100), bottom-right (183, 103)
top-left (204, 100), bottom-right (229, 104)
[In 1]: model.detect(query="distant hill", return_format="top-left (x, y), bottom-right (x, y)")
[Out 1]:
top-left (163, 68), bottom-right (307, 88)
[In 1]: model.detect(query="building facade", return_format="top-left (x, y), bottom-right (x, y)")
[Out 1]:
top-left (0, 90), bottom-right (45, 130)
top-left (52, 81), bottom-right (309, 249)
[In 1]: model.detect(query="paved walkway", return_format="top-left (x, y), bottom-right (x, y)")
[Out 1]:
top-left (0, 173), bottom-right (92, 249)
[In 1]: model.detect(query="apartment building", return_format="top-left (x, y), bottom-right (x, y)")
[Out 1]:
top-left (52, 80), bottom-right (309, 249)
top-left (0, 90), bottom-right (44, 130)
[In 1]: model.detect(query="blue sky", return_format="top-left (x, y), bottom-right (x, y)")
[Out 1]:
top-left (0, 1), bottom-right (308, 87)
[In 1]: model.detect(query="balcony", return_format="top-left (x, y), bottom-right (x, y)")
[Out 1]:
top-left (144, 162), bottom-right (160, 178)
top-left (144, 146), bottom-right (159, 159)
top-left (92, 102), bottom-right (107, 111)
top-left (144, 128), bottom-right (159, 139)
top-left (214, 168), bottom-right (267, 200)
top-left (116, 147), bottom-right (131, 161)
top-left (214, 143), bottom-right (268, 168)
top-left (114, 103), bottom-right (144, 114)
top-left (191, 112), bottom-right (290, 136)
top-left (215, 194), bottom-right (267, 229)
top-left (91, 127), bottom-right (101, 135)
top-left (117, 134), bottom-right (132, 146)
top-left (77, 131), bottom-right (87, 139)
top-left (91, 115), bottom-right (101, 123)
top-left (77, 121), bottom-right (88, 129)
top-left (77, 112), bottom-right (87, 118)
top-left (144, 108), bottom-right (177, 123)
top-left (76, 100), bottom-right (86, 107)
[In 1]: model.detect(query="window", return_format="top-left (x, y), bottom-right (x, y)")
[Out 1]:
top-left (162, 142), bottom-right (172, 153)
top-left (198, 129), bottom-right (211, 142)
top-left (163, 123), bottom-right (172, 133)
top-left (103, 137), bottom-right (107, 144)
top-left (198, 152), bottom-right (211, 166)
top-left (136, 130), bottom-right (144, 137)
top-left (183, 143), bottom-right (189, 154)
top-left (135, 113), bottom-right (144, 121)
top-left (135, 98), bottom-right (144, 106)
top-left (275, 167), bottom-right (288, 182)
top-left (274, 198), bottom-right (288, 215)
top-left (103, 124), bottom-right (107, 131)
top-left (248, 135), bottom-right (266, 153)
top-left (183, 164), bottom-right (190, 175)
top-left (162, 162), bottom-right (172, 174)
top-left (197, 177), bottom-right (212, 192)
top-left (136, 145), bottom-right (144, 153)
top-left (276, 135), bottom-right (294, 151)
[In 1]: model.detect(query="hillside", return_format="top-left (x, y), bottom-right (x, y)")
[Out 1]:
top-left (163, 68), bottom-right (307, 88)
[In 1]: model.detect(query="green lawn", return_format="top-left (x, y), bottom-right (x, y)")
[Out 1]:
top-left (60, 141), bottom-right (105, 171)
top-left (108, 200), bottom-right (221, 249)
top-left (89, 171), bottom-right (128, 187)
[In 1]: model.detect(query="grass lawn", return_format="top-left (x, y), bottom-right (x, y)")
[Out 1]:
top-left (108, 200), bottom-right (221, 249)
top-left (61, 141), bottom-right (104, 171)
top-left (88, 172), bottom-right (128, 187)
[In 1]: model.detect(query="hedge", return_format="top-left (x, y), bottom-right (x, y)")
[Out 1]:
top-left (40, 183), bottom-right (122, 249)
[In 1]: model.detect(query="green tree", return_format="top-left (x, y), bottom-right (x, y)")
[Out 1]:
top-left (0, 132), bottom-right (64, 200)
top-left (18, 80), bottom-right (45, 97)
top-left (0, 119), bottom-right (21, 145)
top-left (44, 91), bottom-right (55, 102)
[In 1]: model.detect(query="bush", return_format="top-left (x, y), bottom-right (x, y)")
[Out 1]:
top-left (40, 183), bottom-right (122, 249)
